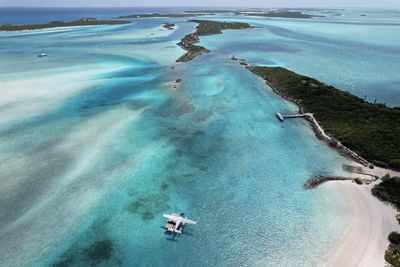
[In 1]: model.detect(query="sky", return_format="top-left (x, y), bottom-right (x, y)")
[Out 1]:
top-left (0, 0), bottom-right (399, 8)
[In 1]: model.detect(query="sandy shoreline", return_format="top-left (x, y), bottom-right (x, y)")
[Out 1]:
top-left (242, 62), bottom-right (400, 266)
top-left (321, 181), bottom-right (399, 267)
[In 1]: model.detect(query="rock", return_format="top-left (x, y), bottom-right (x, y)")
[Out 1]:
top-left (304, 175), bottom-right (352, 189)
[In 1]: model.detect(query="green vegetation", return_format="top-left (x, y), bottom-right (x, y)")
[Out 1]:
top-left (189, 20), bottom-right (251, 35)
top-left (242, 11), bottom-right (321, 19)
top-left (390, 232), bottom-right (400, 244)
top-left (372, 177), bottom-right (400, 266)
top-left (0, 18), bottom-right (130, 31)
top-left (386, 232), bottom-right (400, 267)
top-left (118, 13), bottom-right (214, 19)
top-left (248, 66), bottom-right (400, 169)
top-left (184, 10), bottom-right (237, 13)
top-left (372, 176), bottom-right (400, 209)
top-left (176, 20), bottom-right (251, 62)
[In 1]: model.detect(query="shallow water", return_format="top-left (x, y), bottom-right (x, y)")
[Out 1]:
top-left (0, 8), bottom-right (397, 266)
top-left (199, 10), bottom-right (400, 107)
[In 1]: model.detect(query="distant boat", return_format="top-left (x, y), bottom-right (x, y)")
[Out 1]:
top-left (37, 53), bottom-right (47, 57)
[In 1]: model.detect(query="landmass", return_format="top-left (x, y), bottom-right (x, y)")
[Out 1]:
top-left (172, 18), bottom-right (400, 266)
top-left (174, 20), bottom-right (400, 169)
top-left (240, 10), bottom-right (322, 19)
top-left (247, 66), bottom-right (400, 169)
top-left (184, 10), bottom-right (239, 13)
top-left (118, 13), bottom-right (214, 19)
top-left (386, 231), bottom-right (400, 267)
top-left (372, 177), bottom-right (400, 267)
top-left (183, 9), bottom-right (324, 19)
top-left (246, 65), bottom-right (400, 266)
top-left (176, 20), bottom-right (251, 62)
top-left (372, 176), bottom-right (400, 209)
top-left (0, 18), bottom-right (131, 31)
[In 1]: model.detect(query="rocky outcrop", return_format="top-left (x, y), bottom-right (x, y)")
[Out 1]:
top-left (304, 175), bottom-right (353, 189)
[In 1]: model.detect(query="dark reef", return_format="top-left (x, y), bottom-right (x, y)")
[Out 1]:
top-left (86, 239), bottom-right (113, 262)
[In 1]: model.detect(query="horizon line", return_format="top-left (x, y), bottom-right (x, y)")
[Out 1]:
top-left (1, 6), bottom-right (399, 9)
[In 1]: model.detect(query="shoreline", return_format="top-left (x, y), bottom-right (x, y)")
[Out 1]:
top-left (322, 181), bottom-right (399, 267)
top-left (0, 24), bottom-right (125, 33)
top-left (242, 61), bottom-right (400, 265)
top-left (0, 19), bottom-right (131, 32)
top-left (245, 65), bottom-right (400, 170)
top-left (176, 20), bottom-right (251, 62)
top-left (172, 19), bottom-right (400, 265)
top-left (245, 64), bottom-right (373, 168)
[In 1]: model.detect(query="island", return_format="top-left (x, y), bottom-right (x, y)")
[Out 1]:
top-left (173, 19), bottom-right (400, 267)
top-left (184, 9), bottom-right (240, 13)
top-left (182, 9), bottom-right (323, 19)
top-left (163, 23), bottom-right (175, 30)
top-left (118, 13), bottom-right (214, 19)
top-left (174, 19), bottom-right (400, 170)
top-left (0, 18), bottom-right (131, 31)
top-left (176, 20), bottom-right (251, 62)
top-left (246, 66), bottom-right (400, 169)
top-left (240, 10), bottom-right (321, 19)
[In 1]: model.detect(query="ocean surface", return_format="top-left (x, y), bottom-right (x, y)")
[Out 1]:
top-left (0, 7), bottom-right (398, 266)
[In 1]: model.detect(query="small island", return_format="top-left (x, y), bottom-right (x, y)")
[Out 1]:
top-left (163, 23), bottom-right (175, 30)
top-left (176, 20), bottom-right (251, 62)
top-left (0, 18), bottom-right (131, 31)
top-left (184, 9), bottom-right (239, 14)
top-left (247, 66), bottom-right (400, 169)
top-left (241, 10), bottom-right (321, 19)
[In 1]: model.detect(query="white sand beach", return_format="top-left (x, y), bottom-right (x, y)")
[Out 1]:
top-left (322, 180), bottom-right (399, 267)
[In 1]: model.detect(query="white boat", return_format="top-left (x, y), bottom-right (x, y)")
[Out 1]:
top-left (37, 53), bottom-right (47, 57)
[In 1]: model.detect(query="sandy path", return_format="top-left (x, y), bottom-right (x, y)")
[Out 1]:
top-left (321, 181), bottom-right (399, 267)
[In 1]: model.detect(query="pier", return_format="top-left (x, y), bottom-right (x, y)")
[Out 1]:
top-left (276, 112), bottom-right (331, 140)
top-left (276, 112), bottom-right (313, 121)
top-left (276, 111), bottom-right (370, 167)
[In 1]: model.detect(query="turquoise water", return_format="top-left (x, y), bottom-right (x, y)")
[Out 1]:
top-left (199, 10), bottom-right (400, 107)
top-left (0, 9), bottom-right (398, 266)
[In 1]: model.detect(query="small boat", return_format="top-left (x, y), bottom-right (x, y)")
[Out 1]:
top-left (37, 53), bottom-right (47, 57)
